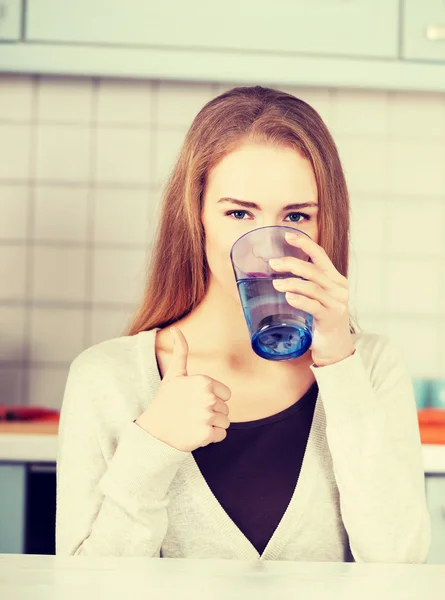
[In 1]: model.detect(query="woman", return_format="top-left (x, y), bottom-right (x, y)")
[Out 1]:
top-left (56, 86), bottom-right (430, 562)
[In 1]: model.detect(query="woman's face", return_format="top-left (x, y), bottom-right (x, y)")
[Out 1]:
top-left (201, 142), bottom-right (319, 302)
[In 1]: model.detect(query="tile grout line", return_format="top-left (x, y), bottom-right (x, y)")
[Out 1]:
top-left (439, 190), bottom-right (445, 375)
top-left (84, 77), bottom-right (99, 349)
top-left (0, 300), bottom-right (141, 310)
top-left (440, 142), bottom-right (445, 375)
top-left (21, 74), bottom-right (39, 406)
top-left (146, 79), bottom-right (159, 257)
top-left (0, 179), bottom-right (167, 190)
top-left (1, 360), bottom-right (79, 370)
top-left (380, 89), bottom-right (391, 336)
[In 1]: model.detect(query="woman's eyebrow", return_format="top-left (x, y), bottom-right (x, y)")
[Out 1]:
top-left (217, 197), bottom-right (319, 210)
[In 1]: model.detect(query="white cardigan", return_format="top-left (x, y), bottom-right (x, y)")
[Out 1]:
top-left (55, 328), bottom-right (430, 562)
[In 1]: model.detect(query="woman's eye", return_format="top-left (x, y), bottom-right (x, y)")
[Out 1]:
top-left (227, 210), bottom-right (249, 220)
top-left (225, 210), bottom-right (309, 222)
top-left (287, 213), bottom-right (308, 223)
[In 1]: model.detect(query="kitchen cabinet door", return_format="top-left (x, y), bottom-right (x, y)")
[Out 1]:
top-left (0, 0), bottom-right (22, 41)
top-left (425, 475), bottom-right (445, 564)
top-left (0, 464), bottom-right (26, 553)
top-left (402, 0), bottom-right (445, 63)
top-left (26, 0), bottom-right (399, 59)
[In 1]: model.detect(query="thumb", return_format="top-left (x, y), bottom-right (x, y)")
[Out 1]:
top-left (163, 327), bottom-right (189, 381)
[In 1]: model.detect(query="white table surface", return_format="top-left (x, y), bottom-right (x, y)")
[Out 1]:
top-left (0, 432), bottom-right (444, 473)
top-left (0, 554), bottom-right (444, 600)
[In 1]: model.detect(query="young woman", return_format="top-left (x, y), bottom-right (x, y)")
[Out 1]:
top-left (56, 86), bottom-right (430, 562)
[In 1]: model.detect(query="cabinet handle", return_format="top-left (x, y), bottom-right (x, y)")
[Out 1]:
top-left (426, 26), bottom-right (445, 41)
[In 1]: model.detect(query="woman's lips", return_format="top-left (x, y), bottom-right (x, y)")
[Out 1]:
top-left (246, 272), bottom-right (269, 277)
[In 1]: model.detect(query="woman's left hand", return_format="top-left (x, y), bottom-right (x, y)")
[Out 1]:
top-left (269, 230), bottom-right (355, 367)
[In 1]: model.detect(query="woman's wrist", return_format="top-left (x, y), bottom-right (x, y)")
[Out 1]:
top-left (312, 347), bottom-right (356, 368)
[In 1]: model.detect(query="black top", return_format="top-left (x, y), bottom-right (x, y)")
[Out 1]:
top-left (192, 381), bottom-right (318, 555)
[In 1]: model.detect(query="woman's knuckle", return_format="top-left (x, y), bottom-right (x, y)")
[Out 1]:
top-left (335, 288), bottom-right (348, 303)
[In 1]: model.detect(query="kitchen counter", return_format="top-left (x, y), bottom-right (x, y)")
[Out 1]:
top-left (422, 445), bottom-right (445, 474)
top-left (0, 422), bottom-right (58, 463)
top-left (0, 554), bottom-right (444, 600)
top-left (0, 423), bottom-right (444, 473)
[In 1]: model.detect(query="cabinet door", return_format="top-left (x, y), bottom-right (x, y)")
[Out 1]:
top-left (402, 0), bottom-right (445, 63)
top-left (425, 475), bottom-right (445, 564)
top-left (0, 0), bottom-right (22, 41)
top-left (26, 0), bottom-right (399, 59)
top-left (0, 464), bottom-right (26, 554)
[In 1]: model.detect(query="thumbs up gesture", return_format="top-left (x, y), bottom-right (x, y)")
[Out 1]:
top-left (136, 327), bottom-right (232, 452)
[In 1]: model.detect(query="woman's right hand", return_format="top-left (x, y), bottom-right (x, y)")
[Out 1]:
top-left (135, 327), bottom-right (232, 452)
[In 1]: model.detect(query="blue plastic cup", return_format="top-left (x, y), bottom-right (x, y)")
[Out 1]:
top-left (430, 380), bottom-right (445, 409)
top-left (230, 225), bottom-right (314, 361)
top-left (412, 379), bottom-right (431, 410)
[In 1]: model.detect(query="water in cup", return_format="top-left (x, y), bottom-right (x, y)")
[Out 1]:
top-left (237, 274), bottom-right (313, 360)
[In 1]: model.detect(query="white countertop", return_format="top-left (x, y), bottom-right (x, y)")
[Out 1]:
top-left (0, 432), bottom-right (444, 473)
top-left (0, 554), bottom-right (444, 600)
top-left (0, 433), bottom-right (58, 463)
top-left (422, 444), bottom-right (445, 474)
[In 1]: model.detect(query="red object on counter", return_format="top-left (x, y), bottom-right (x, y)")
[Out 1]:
top-left (418, 408), bottom-right (445, 444)
top-left (0, 405), bottom-right (60, 422)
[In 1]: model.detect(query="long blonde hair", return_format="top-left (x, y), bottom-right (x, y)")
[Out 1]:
top-left (127, 86), bottom-right (357, 335)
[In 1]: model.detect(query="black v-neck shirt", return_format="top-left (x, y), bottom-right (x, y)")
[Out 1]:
top-left (192, 382), bottom-right (318, 555)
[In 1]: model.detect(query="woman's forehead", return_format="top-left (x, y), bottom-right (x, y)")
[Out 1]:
top-left (206, 143), bottom-right (317, 204)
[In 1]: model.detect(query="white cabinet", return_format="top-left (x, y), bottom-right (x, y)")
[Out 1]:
top-left (0, 464), bottom-right (26, 553)
top-left (26, 0), bottom-right (399, 59)
top-left (0, 0), bottom-right (21, 41)
top-left (402, 0), bottom-right (445, 63)
top-left (0, 461), bottom-right (56, 555)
